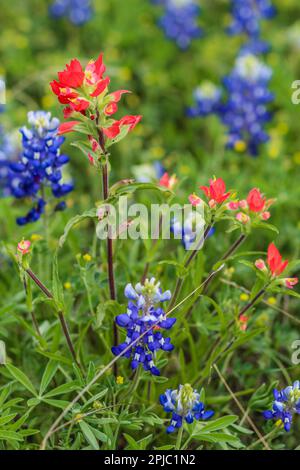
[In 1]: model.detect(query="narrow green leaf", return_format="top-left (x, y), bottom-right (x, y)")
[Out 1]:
top-left (6, 364), bottom-right (37, 397)
top-left (79, 421), bottom-right (100, 450)
top-left (39, 360), bottom-right (58, 396)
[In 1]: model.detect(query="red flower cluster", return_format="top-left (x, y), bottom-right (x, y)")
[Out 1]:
top-left (255, 243), bottom-right (298, 289)
top-left (50, 54), bottom-right (142, 151)
top-left (228, 188), bottom-right (273, 225)
top-left (200, 178), bottom-right (231, 208)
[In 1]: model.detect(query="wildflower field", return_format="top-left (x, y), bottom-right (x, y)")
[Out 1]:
top-left (0, 0), bottom-right (300, 453)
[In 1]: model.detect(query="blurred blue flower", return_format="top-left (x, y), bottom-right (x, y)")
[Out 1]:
top-left (8, 111), bottom-right (73, 225)
top-left (112, 278), bottom-right (175, 376)
top-left (263, 381), bottom-right (300, 432)
top-left (171, 209), bottom-right (214, 250)
top-left (154, 0), bottom-right (203, 50)
top-left (187, 81), bottom-right (222, 118)
top-left (132, 161), bottom-right (165, 183)
top-left (0, 126), bottom-right (15, 197)
top-left (50, 0), bottom-right (93, 26)
top-left (189, 55), bottom-right (274, 156)
top-left (219, 54), bottom-right (274, 155)
top-left (228, 0), bottom-right (276, 38)
top-left (160, 384), bottom-right (214, 433)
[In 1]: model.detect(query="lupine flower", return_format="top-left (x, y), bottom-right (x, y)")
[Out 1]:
top-left (189, 55), bottom-right (274, 156)
top-left (200, 177), bottom-right (231, 208)
top-left (187, 82), bottom-right (222, 117)
top-left (0, 126), bottom-right (15, 197)
top-left (220, 54), bottom-right (274, 155)
top-left (112, 278), bottom-right (175, 376)
top-left (154, 0), bottom-right (203, 50)
top-left (228, 0), bottom-right (276, 52)
top-left (51, 54), bottom-right (141, 162)
top-left (263, 381), bottom-right (300, 432)
top-left (255, 243), bottom-right (298, 287)
top-left (228, 187), bottom-right (273, 224)
top-left (8, 111), bottom-right (73, 225)
top-left (132, 161), bottom-right (165, 184)
top-left (160, 384), bottom-right (214, 433)
top-left (50, 0), bottom-right (93, 26)
top-left (171, 207), bottom-right (214, 250)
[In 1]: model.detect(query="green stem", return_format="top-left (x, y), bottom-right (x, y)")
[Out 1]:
top-left (25, 268), bottom-right (81, 369)
top-left (247, 426), bottom-right (280, 450)
top-left (175, 426), bottom-right (184, 450)
top-left (168, 223), bottom-right (214, 311)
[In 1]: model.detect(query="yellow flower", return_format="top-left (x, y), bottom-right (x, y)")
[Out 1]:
top-left (234, 140), bottom-right (246, 153)
top-left (224, 267), bottom-right (235, 278)
top-left (116, 376), bottom-right (124, 385)
top-left (74, 413), bottom-right (84, 423)
top-left (83, 254), bottom-right (92, 262)
top-left (31, 234), bottom-right (43, 242)
top-left (64, 282), bottom-right (72, 290)
top-left (267, 296), bottom-right (277, 306)
top-left (240, 293), bottom-right (249, 302)
top-left (275, 419), bottom-right (284, 428)
top-left (93, 401), bottom-right (103, 410)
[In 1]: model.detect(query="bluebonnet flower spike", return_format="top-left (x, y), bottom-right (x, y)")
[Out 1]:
top-left (189, 55), bottom-right (274, 156)
top-left (154, 0), bottom-right (203, 50)
top-left (50, 0), bottom-right (93, 26)
top-left (112, 278), bottom-right (174, 376)
top-left (263, 381), bottom-right (300, 432)
top-left (8, 111), bottom-right (73, 225)
top-left (160, 384), bottom-right (214, 433)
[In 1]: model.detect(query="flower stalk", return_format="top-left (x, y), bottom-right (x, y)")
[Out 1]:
top-left (25, 268), bottom-right (80, 369)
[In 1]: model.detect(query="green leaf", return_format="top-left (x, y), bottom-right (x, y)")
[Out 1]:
top-left (6, 364), bottom-right (37, 397)
top-left (59, 208), bottom-right (98, 248)
top-left (252, 222), bottom-right (279, 234)
top-left (0, 430), bottom-right (24, 442)
top-left (197, 415), bottom-right (238, 433)
top-left (42, 399), bottom-right (71, 409)
top-left (111, 181), bottom-right (172, 199)
top-left (79, 421), bottom-right (100, 450)
top-left (124, 433), bottom-right (140, 450)
top-left (0, 413), bottom-right (17, 426)
top-left (52, 253), bottom-right (65, 311)
top-left (43, 381), bottom-right (78, 398)
top-left (39, 360), bottom-right (58, 396)
top-left (195, 432), bottom-right (239, 444)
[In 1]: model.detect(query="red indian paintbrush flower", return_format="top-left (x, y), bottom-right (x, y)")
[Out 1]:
top-left (228, 187), bottom-right (273, 224)
top-left (50, 53), bottom-right (142, 160)
top-left (247, 188), bottom-right (266, 212)
top-left (159, 172), bottom-right (177, 190)
top-left (17, 240), bottom-right (31, 255)
top-left (267, 243), bottom-right (289, 277)
top-left (200, 177), bottom-right (230, 208)
top-left (255, 243), bottom-right (298, 289)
